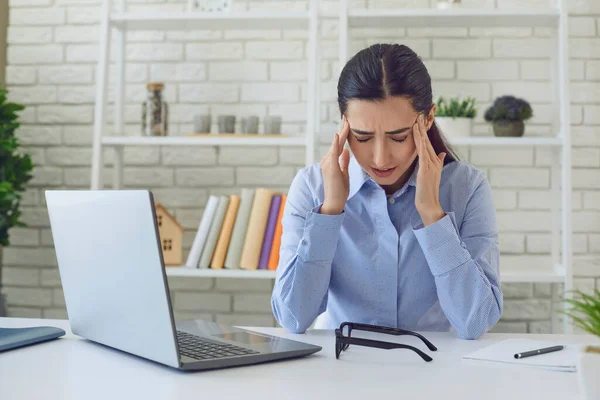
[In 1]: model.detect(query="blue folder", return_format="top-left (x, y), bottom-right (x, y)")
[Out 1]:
top-left (0, 326), bottom-right (66, 352)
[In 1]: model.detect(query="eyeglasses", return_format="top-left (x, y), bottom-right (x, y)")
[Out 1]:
top-left (334, 322), bottom-right (437, 362)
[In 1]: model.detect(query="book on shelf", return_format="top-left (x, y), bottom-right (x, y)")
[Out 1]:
top-left (224, 188), bottom-right (255, 269)
top-left (258, 195), bottom-right (282, 270)
top-left (210, 195), bottom-right (240, 270)
top-left (267, 194), bottom-right (287, 271)
top-left (239, 188), bottom-right (274, 270)
top-left (198, 196), bottom-right (229, 269)
top-left (184, 195), bottom-right (219, 268)
top-left (183, 187), bottom-right (288, 272)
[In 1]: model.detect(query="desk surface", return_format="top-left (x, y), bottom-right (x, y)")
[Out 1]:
top-left (1, 317), bottom-right (597, 400)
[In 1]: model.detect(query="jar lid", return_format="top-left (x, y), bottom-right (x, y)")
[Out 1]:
top-left (147, 82), bottom-right (165, 91)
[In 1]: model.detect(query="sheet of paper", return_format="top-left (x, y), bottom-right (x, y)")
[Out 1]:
top-left (462, 338), bottom-right (581, 372)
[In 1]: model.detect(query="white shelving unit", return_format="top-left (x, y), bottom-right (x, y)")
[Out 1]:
top-left (101, 135), bottom-right (306, 147)
top-left (91, 0), bottom-right (320, 191)
top-left (91, 0), bottom-right (320, 280)
top-left (341, 8), bottom-right (560, 28)
top-left (337, 0), bottom-right (572, 332)
top-left (165, 268), bottom-right (276, 279)
top-left (92, 0), bottom-right (573, 332)
top-left (111, 11), bottom-right (312, 31)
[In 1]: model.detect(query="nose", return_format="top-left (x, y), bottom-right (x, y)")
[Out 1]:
top-left (373, 137), bottom-right (391, 168)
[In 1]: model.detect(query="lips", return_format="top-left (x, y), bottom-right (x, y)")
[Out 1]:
top-left (372, 166), bottom-right (396, 178)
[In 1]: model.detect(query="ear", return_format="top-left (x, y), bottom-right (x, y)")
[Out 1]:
top-left (426, 105), bottom-right (437, 130)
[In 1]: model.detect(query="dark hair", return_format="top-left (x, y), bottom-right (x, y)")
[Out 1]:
top-left (337, 43), bottom-right (458, 165)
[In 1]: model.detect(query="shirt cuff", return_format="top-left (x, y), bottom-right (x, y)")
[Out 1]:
top-left (412, 211), bottom-right (472, 276)
top-left (296, 204), bottom-right (345, 264)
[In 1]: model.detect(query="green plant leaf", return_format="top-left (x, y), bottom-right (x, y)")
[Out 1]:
top-left (559, 290), bottom-right (600, 337)
top-left (0, 90), bottom-right (34, 247)
top-left (435, 96), bottom-right (477, 119)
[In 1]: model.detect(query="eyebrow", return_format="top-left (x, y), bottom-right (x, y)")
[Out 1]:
top-left (350, 127), bottom-right (412, 136)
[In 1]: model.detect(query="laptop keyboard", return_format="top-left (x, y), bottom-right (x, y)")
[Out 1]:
top-left (176, 331), bottom-right (260, 361)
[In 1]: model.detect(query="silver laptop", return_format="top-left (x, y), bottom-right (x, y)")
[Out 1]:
top-left (45, 189), bottom-right (321, 371)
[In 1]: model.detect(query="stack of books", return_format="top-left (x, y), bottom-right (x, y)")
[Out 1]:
top-left (184, 188), bottom-right (287, 271)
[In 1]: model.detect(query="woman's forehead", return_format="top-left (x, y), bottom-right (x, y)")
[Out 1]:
top-left (346, 97), bottom-right (417, 127)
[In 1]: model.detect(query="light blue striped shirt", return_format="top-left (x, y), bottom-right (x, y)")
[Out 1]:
top-left (271, 156), bottom-right (503, 339)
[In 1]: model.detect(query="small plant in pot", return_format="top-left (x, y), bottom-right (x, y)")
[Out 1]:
top-left (0, 89), bottom-right (34, 317)
top-left (484, 95), bottom-right (533, 137)
top-left (434, 96), bottom-right (477, 140)
top-left (561, 289), bottom-right (600, 400)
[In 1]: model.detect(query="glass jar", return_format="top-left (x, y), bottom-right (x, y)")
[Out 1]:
top-left (141, 82), bottom-right (168, 136)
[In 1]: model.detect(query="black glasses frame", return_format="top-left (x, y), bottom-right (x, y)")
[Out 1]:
top-left (334, 322), bottom-right (437, 362)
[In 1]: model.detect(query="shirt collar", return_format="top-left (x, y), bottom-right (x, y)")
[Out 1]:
top-left (347, 155), bottom-right (419, 200)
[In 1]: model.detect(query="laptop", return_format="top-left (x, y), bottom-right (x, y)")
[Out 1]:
top-left (45, 189), bottom-right (321, 371)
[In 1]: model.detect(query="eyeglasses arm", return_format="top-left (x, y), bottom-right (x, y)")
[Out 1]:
top-left (339, 322), bottom-right (437, 351)
top-left (338, 336), bottom-right (433, 362)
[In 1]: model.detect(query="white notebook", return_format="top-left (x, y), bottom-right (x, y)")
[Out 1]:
top-left (462, 339), bottom-right (581, 372)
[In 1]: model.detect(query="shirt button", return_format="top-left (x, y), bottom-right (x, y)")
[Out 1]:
top-left (389, 198), bottom-right (395, 204)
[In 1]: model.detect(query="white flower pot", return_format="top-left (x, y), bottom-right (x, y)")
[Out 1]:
top-left (434, 117), bottom-right (472, 139)
top-left (579, 347), bottom-right (600, 400)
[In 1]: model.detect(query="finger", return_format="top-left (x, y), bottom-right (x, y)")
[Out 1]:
top-left (416, 117), bottom-right (431, 164)
top-left (414, 121), bottom-right (424, 163)
top-left (340, 148), bottom-right (350, 176)
top-left (438, 152), bottom-right (447, 165)
top-left (331, 133), bottom-right (340, 158)
top-left (418, 124), bottom-right (426, 168)
top-left (338, 117), bottom-right (350, 154)
top-left (327, 129), bottom-right (337, 156)
top-left (420, 115), bottom-right (437, 163)
top-left (417, 115), bottom-right (433, 163)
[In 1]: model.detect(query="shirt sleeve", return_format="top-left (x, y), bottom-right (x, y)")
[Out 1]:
top-left (412, 173), bottom-right (503, 340)
top-left (271, 168), bottom-right (345, 334)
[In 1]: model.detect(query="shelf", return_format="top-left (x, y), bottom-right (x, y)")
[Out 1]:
top-left (165, 267), bottom-right (276, 279)
top-left (346, 8), bottom-right (560, 28)
top-left (111, 11), bottom-right (310, 31)
top-left (102, 134), bottom-right (305, 147)
top-left (447, 136), bottom-right (563, 147)
top-left (165, 265), bottom-right (564, 283)
top-left (501, 264), bottom-right (565, 283)
top-left (103, 135), bottom-right (562, 147)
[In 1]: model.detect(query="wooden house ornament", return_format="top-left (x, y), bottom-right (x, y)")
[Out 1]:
top-left (155, 203), bottom-right (184, 266)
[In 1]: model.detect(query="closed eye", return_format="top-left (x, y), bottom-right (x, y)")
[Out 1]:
top-left (354, 136), bottom-right (407, 143)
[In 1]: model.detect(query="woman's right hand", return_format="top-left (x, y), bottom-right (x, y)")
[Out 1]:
top-left (320, 116), bottom-right (351, 215)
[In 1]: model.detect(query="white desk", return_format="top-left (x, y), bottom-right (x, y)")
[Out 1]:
top-left (0, 317), bottom-right (595, 400)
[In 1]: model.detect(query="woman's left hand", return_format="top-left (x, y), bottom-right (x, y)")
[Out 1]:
top-left (413, 114), bottom-right (447, 227)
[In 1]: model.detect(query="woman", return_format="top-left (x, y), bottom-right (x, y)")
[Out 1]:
top-left (271, 43), bottom-right (503, 340)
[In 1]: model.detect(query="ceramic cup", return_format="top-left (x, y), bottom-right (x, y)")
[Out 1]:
top-left (241, 116), bottom-right (259, 134)
top-left (217, 115), bottom-right (236, 133)
top-left (193, 114), bottom-right (211, 133)
top-left (264, 116), bottom-right (282, 134)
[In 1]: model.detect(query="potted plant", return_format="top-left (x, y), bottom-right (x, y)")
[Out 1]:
top-left (484, 95), bottom-right (533, 137)
top-left (434, 96), bottom-right (477, 139)
top-left (0, 89), bottom-right (34, 317)
top-left (561, 289), bottom-right (600, 400)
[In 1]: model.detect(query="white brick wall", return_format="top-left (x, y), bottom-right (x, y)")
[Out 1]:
top-left (2, 0), bottom-right (599, 333)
